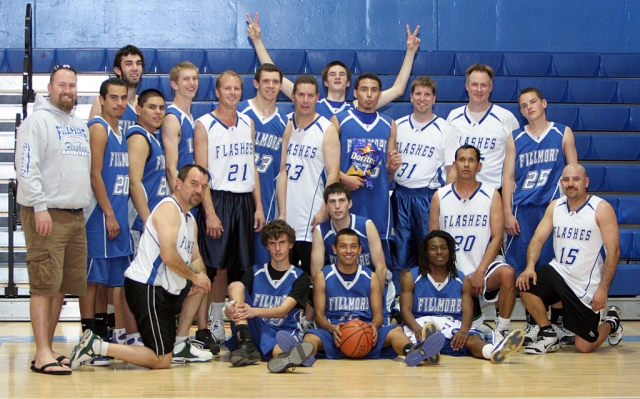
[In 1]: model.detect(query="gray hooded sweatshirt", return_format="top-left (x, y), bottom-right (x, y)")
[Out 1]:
top-left (15, 95), bottom-right (91, 212)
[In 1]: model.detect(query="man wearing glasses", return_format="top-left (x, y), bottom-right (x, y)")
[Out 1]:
top-left (16, 64), bottom-right (92, 375)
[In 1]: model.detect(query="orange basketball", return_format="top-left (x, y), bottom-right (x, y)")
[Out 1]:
top-left (339, 320), bottom-right (375, 358)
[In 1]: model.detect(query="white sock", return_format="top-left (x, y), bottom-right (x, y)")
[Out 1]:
top-left (107, 304), bottom-right (115, 314)
top-left (210, 302), bottom-right (224, 321)
top-left (496, 316), bottom-right (511, 331)
top-left (113, 328), bottom-right (126, 343)
top-left (98, 340), bottom-right (110, 356)
top-left (175, 336), bottom-right (188, 345)
top-left (482, 344), bottom-right (494, 359)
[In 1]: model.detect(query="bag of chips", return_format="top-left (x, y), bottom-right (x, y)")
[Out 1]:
top-left (346, 138), bottom-right (382, 189)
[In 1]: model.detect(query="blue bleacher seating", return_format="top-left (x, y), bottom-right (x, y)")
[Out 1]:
top-left (56, 48), bottom-right (106, 72)
top-left (597, 194), bottom-right (618, 215)
top-left (496, 103), bottom-right (521, 123)
top-left (158, 76), bottom-right (174, 101)
top-left (240, 75), bottom-right (257, 101)
top-left (632, 230), bottom-right (640, 259)
top-left (590, 134), bottom-right (640, 161)
top-left (378, 103), bottom-right (412, 120)
top-left (379, 75), bottom-right (397, 97)
top-left (106, 48), bottom-right (156, 74)
top-left (619, 229), bottom-right (633, 259)
top-left (266, 50), bottom-right (306, 74)
top-left (431, 76), bottom-right (466, 102)
top-left (206, 49), bottom-right (255, 74)
top-left (191, 102), bottom-right (214, 119)
top-left (604, 165), bottom-right (640, 192)
top-left (546, 104), bottom-right (578, 129)
top-left (617, 196), bottom-right (640, 224)
top-left (491, 77), bottom-right (518, 102)
top-left (567, 78), bottom-right (617, 104)
top-left (517, 77), bottom-right (567, 102)
top-left (4, 48), bottom-right (21, 73)
top-left (503, 52), bottom-right (553, 76)
top-left (194, 75), bottom-right (214, 101)
top-left (583, 163), bottom-right (605, 191)
top-left (579, 105), bottom-right (629, 131)
top-left (411, 51), bottom-right (455, 75)
top-left (610, 264), bottom-right (640, 295)
top-left (552, 53), bottom-right (600, 77)
top-left (573, 133), bottom-right (590, 159)
top-left (356, 50), bottom-right (404, 75)
top-left (0, 49), bottom-right (5, 73)
top-left (136, 75), bottom-right (160, 94)
top-left (454, 52), bottom-right (504, 76)
top-left (305, 50), bottom-right (356, 74)
top-left (433, 102), bottom-right (459, 120)
top-left (276, 102), bottom-right (294, 116)
top-left (155, 49), bottom-right (206, 74)
top-left (617, 79), bottom-right (640, 105)
top-left (30, 49), bottom-right (56, 73)
top-left (599, 54), bottom-right (640, 77)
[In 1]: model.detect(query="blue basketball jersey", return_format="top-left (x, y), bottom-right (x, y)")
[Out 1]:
top-left (249, 263), bottom-right (304, 336)
top-left (118, 103), bottom-right (138, 135)
top-left (161, 105), bottom-right (195, 170)
top-left (316, 98), bottom-right (354, 120)
top-left (512, 122), bottom-right (567, 206)
top-left (337, 110), bottom-right (394, 241)
top-left (322, 264), bottom-right (373, 324)
top-left (85, 117), bottom-right (132, 258)
top-left (126, 125), bottom-right (169, 231)
top-left (238, 100), bottom-right (288, 221)
top-left (318, 214), bottom-right (372, 269)
top-left (410, 267), bottom-right (465, 321)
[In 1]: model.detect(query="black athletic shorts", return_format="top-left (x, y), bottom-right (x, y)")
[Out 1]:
top-left (124, 278), bottom-right (190, 355)
top-left (198, 189), bottom-right (255, 271)
top-left (290, 241), bottom-right (312, 275)
top-left (523, 265), bottom-right (601, 343)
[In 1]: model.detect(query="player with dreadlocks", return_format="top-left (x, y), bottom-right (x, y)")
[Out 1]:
top-left (400, 230), bottom-right (525, 364)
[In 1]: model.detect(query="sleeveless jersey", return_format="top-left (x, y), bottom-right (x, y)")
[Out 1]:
top-left (437, 182), bottom-right (495, 276)
top-left (239, 100), bottom-right (287, 221)
top-left (318, 213), bottom-right (372, 269)
top-left (337, 110), bottom-right (393, 241)
top-left (411, 267), bottom-right (465, 321)
top-left (512, 122), bottom-right (566, 206)
top-left (124, 197), bottom-right (195, 295)
top-left (249, 263), bottom-right (303, 333)
top-left (118, 102), bottom-right (138, 134)
top-left (394, 114), bottom-right (458, 189)
top-left (316, 98), bottom-right (354, 120)
top-left (549, 196), bottom-right (606, 308)
top-left (197, 112), bottom-right (255, 193)
top-left (322, 264), bottom-right (373, 324)
top-left (126, 125), bottom-right (168, 231)
top-left (161, 104), bottom-right (195, 170)
top-left (447, 104), bottom-right (519, 189)
top-left (285, 115), bottom-right (331, 242)
top-left (85, 117), bottom-right (132, 258)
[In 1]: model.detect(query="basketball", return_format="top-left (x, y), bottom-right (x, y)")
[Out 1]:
top-left (339, 320), bottom-right (375, 358)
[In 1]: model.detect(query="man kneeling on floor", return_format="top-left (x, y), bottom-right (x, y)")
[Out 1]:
top-left (400, 230), bottom-right (524, 364)
top-left (302, 228), bottom-right (446, 365)
top-left (70, 165), bottom-right (213, 369)
top-left (224, 220), bottom-right (313, 373)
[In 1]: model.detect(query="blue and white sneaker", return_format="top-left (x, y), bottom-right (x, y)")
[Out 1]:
top-left (490, 329), bottom-right (524, 364)
top-left (405, 331), bottom-right (446, 367)
top-left (88, 355), bottom-right (111, 366)
top-left (276, 331), bottom-right (315, 367)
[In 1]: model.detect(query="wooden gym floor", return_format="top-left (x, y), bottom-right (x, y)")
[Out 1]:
top-left (0, 321), bottom-right (637, 399)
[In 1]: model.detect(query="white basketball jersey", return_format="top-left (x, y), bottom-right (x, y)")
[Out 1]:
top-left (437, 182), bottom-right (496, 276)
top-left (549, 196), bottom-right (606, 309)
top-left (124, 197), bottom-right (195, 295)
top-left (285, 115), bottom-right (331, 241)
top-left (394, 114), bottom-right (458, 189)
top-left (447, 104), bottom-right (519, 189)
top-left (197, 112), bottom-right (255, 193)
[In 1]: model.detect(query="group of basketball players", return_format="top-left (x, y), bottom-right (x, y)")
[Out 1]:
top-left (49, 11), bottom-right (623, 374)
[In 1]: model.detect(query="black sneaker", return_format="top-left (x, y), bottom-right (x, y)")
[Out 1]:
top-left (195, 329), bottom-right (221, 355)
top-left (230, 338), bottom-right (261, 366)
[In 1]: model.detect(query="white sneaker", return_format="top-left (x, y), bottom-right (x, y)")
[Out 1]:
top-left (210, 319), bottom-right (226, 344)
top-left (604, 305), bottom-right (624, 346)
top-left (523, 324), bottom-right (539, 347)
top-left (524, 328), bottom-right (561, 355)
top-left (490, 329), bottom-right (524, 364)
top-left (552, 323), bottom-right (575, 345)
top-left (172, 340), bottom-right (213, 363)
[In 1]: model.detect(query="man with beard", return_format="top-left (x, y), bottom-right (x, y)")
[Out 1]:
top-left (90, 45), bottom-right (145, 133)
top-left (16, 64), bottom-right (91, 375)
top-left (70, 165), bottom-right (213, 370)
